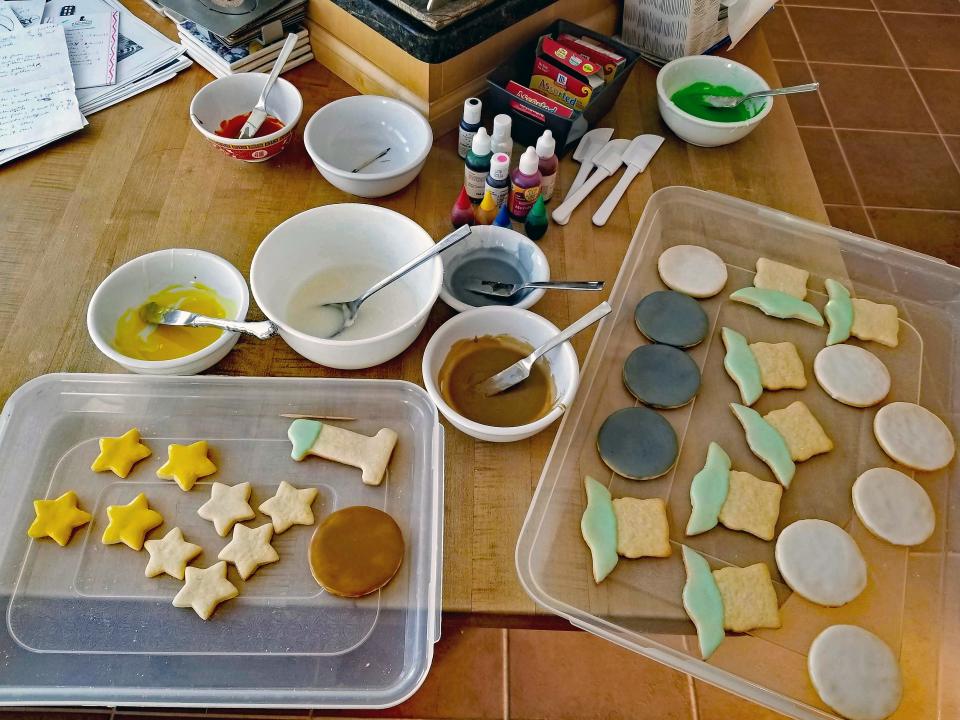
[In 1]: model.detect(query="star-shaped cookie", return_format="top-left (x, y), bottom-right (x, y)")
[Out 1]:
top-left (218, 523), bottom-right (279, 580)
top-left (258, 481), bottom-right (318, 533)
top-left (27, 491), bottom-right (92, 546)
top-left (172, 561), bottom-right (239, 620)
top-left (156, 440), bottom-right (217, 491)
top-left (91, 428), bottom-right (152, 478)
top-left (101, 492), bottom-right (164, 550)
top-left (144, 527), bottom-right (202, 579)
top-left (198, 481), bottom-right (255, 537)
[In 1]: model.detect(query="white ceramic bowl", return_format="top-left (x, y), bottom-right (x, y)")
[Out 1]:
top-left (189, 73), bottom-right (303, 162)
top-left (656, 55), bottom-right (773, 147)
top-left (87, 249), bottom-right (249, 375)
top-left (303, 95), bottom-right (433, 198)
top-left (251, 204), bottom-right (441, 369)
top-left (422, 306), bottom-right (580, 442)
top-left (440, 225), bottom-right (550, 313)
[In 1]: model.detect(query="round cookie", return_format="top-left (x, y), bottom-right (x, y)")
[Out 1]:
top-left (852, 467), bottom-right (934, 546)
top-left (808, 625), bottom-right (902, 720)
top-left (622, 343), bottom-right (701, 409)
top-left (597, 407), bottom-right (678, 481)
top-left (656, 244), bottom-right (727, 298)
top-left (873, 402), bottom-right (955, 472)
top-left (634, 291), bottom-right (709, 348)
top-left (775, 519), bottom-right (866, 607)
top-left (814, 344), bottom-right (890, 408)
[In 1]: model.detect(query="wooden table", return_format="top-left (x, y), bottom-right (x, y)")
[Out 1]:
top-left (0, 5), bottom-right (825, 620)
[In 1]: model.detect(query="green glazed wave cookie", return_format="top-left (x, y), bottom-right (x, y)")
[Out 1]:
top-left (721, 327), bottom-right (762, 406)
top-left (824, 279), bottom-right (853, 346)
top-left (686, 442), bottom-right (731, 535)
top-left (581, 476), bottom-right (618, 584)
top-left (730, 403), bottom-right (796, 488)
top-left (730, 287), bottom-right (824, 327)
top-left (681, 545), bottom-right (725, 659)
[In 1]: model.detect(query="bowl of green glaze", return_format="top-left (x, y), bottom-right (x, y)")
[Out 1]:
top-left (656, 55), bottom-right (772, 147)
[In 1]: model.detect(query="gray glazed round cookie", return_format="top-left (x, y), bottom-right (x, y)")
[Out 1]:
top-left (634, 290), bottom-right (709, 348)
top-left (623, 343), bottom-right (701, 408)
top-left (597, 406), bottom-right (679, 480)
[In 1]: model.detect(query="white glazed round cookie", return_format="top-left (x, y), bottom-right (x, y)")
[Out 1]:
top-left (808, 625), bottom-right (902, 720)
top-left (814, 344), bottom-right (890, 408)
top-left (852, 467), bottom-right (934, 546)
top-left (656, 245), bottom-right (727, 298)
top-left (775, 519), bottom-right (866, 607)
top-left (873, 402), bottom-right (955, 472)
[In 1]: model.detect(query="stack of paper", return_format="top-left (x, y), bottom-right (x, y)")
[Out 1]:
top-left (178, 20), bottom-right (312, 78)
top-left (162, 0), bottom-right (305, 47)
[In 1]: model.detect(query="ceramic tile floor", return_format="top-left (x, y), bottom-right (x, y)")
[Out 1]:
top-left (761, 0), bottom-right (960, 264)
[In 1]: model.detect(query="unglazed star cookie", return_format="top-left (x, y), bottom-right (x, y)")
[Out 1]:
top-left (218, 523), bottom-right (279, 580)
top-left (27, 491), bottom-right (92, 546)
top-left (102, 492), bottom-right (163, 550)
top-left (198, 481), bottom-right (255, 537)
top-left (258, 481), bottom-right (318, 534)
top-left (172, 561), bottom-right (239, 620)
top-left (157, 441), bottom-right (217, 491)
top-left (91, 428), bottom-right (152, 478)
top-left (144, 527), bottom-right (202, 579)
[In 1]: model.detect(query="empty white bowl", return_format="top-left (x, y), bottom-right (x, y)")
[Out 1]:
top-left (440, 225), bottom-right (550, 313)
top-left (250, 203), bottom-right (442, 369)
top-left (87, 249), bottom-right (249, 375)
top-left (656, 55), bottom-right (773, 147)
top-left (422, 306), bottom-right (580, 443)
top-left (303, 95), bottom-right (433, 198)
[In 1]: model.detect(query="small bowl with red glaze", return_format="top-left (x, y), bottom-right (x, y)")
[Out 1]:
top-left (189, 73), bottom-right (302, 162)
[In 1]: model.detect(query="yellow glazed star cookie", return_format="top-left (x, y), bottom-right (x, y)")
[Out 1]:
top-left (156, 441), bottom-right (217, 491)
top-left (719, 471), bottom-right (782, 541)
top-left (753, 258), bottom-right (810, 300)
top-left (712, 563), bottom-right (781, 632)
top-left (144, 527), bottom-right (202, 580)
top-left (258, 481), bottom-right (318, 534)
top-left (91, 428), bottom-right (152, 478)
top-left (612, 497), bottom-right (671, 558)
top-left (851, 298), bottom-right (899, 348)
top-left (749, 341), bottom-right (806, 391)
top-left (764, 401), bottom-right (833, 462)
top-left (172, 561), bottom-right (238, 620)
top-left (27, 491), bottom-right (92, 546)
top-left (101, 492), bottom-right (163, 550)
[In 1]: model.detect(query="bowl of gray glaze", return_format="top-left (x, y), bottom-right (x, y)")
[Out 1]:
top-left (439, 225), bottom-right (550, 313)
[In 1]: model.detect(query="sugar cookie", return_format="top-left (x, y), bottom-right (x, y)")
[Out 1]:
top-left (681, 545), bottom-right (724, 659)
top-left (852, 468), bottom-right (934, 546)
top-left (808, 625), bottom-right (902, 720)
top-left (198, 481), bottom-right (255, 537)
top-left (873, 402), bottom-right (955, 472)
top-left (749, 341), bottom-right (806, 391)
top-left (775, 519), bottom-right (866, 607)
top-left (144, 527), bottom-right (202, 580)
top-left (172, 561), bottom-right (239, 620)
top-left (91, 428), bottom-right (152, 478)
top-left (824, 279), bottom-right (853, 346)
top-left (257, 481), bottom-right (318, 534)
top-left (581, 476), bottom-right (618, 583)
top-left (719, 470), bottom-right (782, 542)
top-left (156, 440), bottom-right (217, 491)
top-left (597, 407), bottom-right (678, 481)
top-left (686, 442), bottom-right (731, 536)
top-left (288, 419), bottom-right (398, 486)
top-left (656, 244), bottom-right (727, 298)
top-left (814, 344), bottom-right (890, 408)
top-left (634, 290), bottom-right (708, 348)
top-left (721, 327), bottom-right (762, 406)
top-left (622, 343), bottom-right (701, 409)
top-left (851, 298), bottom-right (899, 348)
top-left (730, 403), bottom-right (795, 488)
top-left (712, 563), bottom-right (780, 632)
top-left (27, 491), bottom-right (91, 547)
top-left (763, 401), bottom-right (833, 462)
top-left (101, 492), bottom-right (163, 551)
top-left (754, 258), bottom-right (809, 300)
top-left (218, 523), bottom-right (279, 580)
top-left (729, 287), bottom-right (824, 326)
top-left (612, 497), bottom-right (671, 558)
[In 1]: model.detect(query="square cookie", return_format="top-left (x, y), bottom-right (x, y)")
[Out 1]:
top-left (719, 470), bottom-right (782, 541)
top-left (612, 497), bottom-right (671, 558)
top-left (749, 341), bottom-right (806, 391)
top-left (754, 258), bottom-right (810, 300)
top-left (764, 401), bottom-right (833, 462)
top-left (713, 563), bottom-right (781, 632)
top-left (851, 298), bottom-right (899, 348)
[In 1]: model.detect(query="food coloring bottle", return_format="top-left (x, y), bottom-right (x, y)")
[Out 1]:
top-left (451, 185), bottom-right (476, 227)
top-left (508, 146), bottom-right (542, 221)
top-left (493, 203), bottom-right (512, 228)
top-left (524, 195), bottom-right (548, 240)
top-left (457, 97), bottom-right (482, 159)
top-left (483, 152), bottom-right (510, 207)
top-left (535, 130), bottom-right (558, 202)
top-left (490, 114), bottom-right (513, 162)
top-left (475, 190), bottom-right (498, 225)
top-left (464, 127), bottom-right (492, 204)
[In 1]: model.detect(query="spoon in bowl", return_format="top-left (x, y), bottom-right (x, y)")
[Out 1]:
top-left (700, 82), bottom-right (819, 109)
top-left (139, 303), bottom-right (277, 339)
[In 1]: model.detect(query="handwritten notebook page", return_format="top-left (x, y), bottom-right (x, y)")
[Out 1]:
top-left (6, 0), bottom-right (44, 27)
top-left (61, 11), bottom-right (120, 88)
top-left (0, 2), bottom-right (23, 33)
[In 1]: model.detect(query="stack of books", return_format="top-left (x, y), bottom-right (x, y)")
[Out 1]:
top-left (177, 21), bottom-right (312, 78)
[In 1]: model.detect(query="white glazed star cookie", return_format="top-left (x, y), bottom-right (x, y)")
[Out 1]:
top-left (258, 481), bottom-right (318, 533)
top-left (218, 523), bottom-right (279, 580)
top-left (172, 561), bottom-right (238, 620)
top-left (197, 482), bottom-right (255, 537)
top-left (144, 527), bottom-right (202, 580)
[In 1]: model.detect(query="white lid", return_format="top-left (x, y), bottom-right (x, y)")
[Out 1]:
top-left (471, 127), bottom-right (491, 155)
top-left (492, 114), bottom-right (512, 139)
top-left (489, 153), bottom-right (510, 180)
top-left (535, 130), bottom-right (555, 158)
top-left (518, 146), bottom-right (539, 175)
top-left (462, 97), bottom-right (481, 124)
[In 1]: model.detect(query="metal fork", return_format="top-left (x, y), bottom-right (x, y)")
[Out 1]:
top-left (702, 82), bottom-right (820, 108)
top-left (463, 279), bottom-right (604, 299)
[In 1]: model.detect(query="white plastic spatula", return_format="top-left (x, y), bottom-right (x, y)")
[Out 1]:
top-left (551, 139), bottom-right (630, 225)
top-left (591, 135), bottom-right (664, 226)
top-left (568, 127), bottom-right (614, 194)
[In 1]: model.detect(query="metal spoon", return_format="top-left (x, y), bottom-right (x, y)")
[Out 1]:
top-left (463, 279), bottom-right (604, 300)
top-left (701, 82), bottom-right (820, 109)
top-left (237, 33), bottom-right (299, 139)
top-left (474, 302), bottom-right (612, 397)
top-left (139, 303), bottom-right (277, 339)
top-left (317, 224), bottom-right (472, 339)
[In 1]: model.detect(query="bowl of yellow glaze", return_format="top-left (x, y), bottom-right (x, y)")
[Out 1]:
top-left (87, 249), bottom-right (249, 375)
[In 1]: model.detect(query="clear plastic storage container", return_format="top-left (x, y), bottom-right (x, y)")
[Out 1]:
top-left (516, 187), bottom-right (959, 719)
top-left (0, 374), bottom-right (443, 708)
